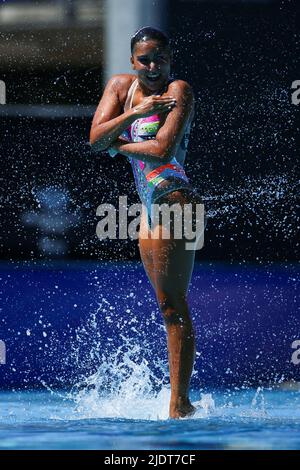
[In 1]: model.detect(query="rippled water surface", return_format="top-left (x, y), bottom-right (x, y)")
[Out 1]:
top-left (0, 388), bottom-right (299, 450)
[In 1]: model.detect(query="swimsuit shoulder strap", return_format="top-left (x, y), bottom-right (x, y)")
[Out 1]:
top-left (124, 78), bottom-right (138, 112)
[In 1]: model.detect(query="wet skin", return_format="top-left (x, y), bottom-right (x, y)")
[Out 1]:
top-left (90, 39), bottom-right (200, 418)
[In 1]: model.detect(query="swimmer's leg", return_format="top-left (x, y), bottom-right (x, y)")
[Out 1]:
top-left (151, 190), bottom-right (200, 419)
top-left (138, 205), bottom-right (157, 291)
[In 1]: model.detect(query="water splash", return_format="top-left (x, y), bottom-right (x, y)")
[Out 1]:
top-left (71, 343), bottom-right (171, 421)
top-left (249, 386), bottom-right (268, 418)
top-left (65, 294), bottom-right (171, 420)
top-left (204, 174), bottom-right (299, 238)
top-left (193, 393), bottom-right (216, 418)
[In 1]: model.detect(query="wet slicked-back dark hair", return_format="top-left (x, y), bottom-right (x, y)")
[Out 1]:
top-left (130, 26), bottom-right (170, 54)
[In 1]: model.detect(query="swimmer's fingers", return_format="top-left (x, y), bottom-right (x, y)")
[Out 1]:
top-left (152, 97), bottom-right (177, 110)
top-left (152, 96), bottom-right (177, 105)
top-left (133, 96), bottom-right (176, 117)
top-left (152, 95), bottom-right (176, 101)
top-left (157, 105), bottom-right (175, 111)
top-left (156, 101), bottom-right (177, 111)
top-left (144, 95), bottom-right (176, 104)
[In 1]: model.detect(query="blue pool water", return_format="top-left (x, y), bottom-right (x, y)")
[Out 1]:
top-left (1, 261), bottom-right (299, 389)
top-left (1, 261), bottom-right (299, 449)
top-left (0, 388), bottom-right (299, 450)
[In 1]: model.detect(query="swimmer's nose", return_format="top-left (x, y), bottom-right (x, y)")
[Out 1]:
top-left (149, 62), bottom-right (159, 71)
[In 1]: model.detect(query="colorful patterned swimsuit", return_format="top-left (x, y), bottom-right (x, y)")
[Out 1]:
top-left (121, 78), bottom-right (197, 229)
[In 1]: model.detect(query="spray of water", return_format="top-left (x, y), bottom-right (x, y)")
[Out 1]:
top-left (64, 294), bottom-right (171, 420)
top-left (60, 295), bottom-right (273, 421)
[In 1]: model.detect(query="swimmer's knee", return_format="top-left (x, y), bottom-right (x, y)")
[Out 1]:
top-left (157, 294), bottom-right (190, 324)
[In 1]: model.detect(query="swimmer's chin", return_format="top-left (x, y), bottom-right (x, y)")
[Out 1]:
top-left (139, 76), bottom-right (168, 92)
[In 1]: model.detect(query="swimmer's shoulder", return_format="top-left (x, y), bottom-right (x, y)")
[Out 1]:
top-left (167, 79), bottom-right (194, 100)
top-left (107, 73), bottom-right (137, 104)
top-left (167, 80), bottom-right (195, 124)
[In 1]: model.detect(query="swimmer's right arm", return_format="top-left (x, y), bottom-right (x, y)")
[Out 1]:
top-left (89, 75), bottom-right (176, 152)
top-left (89, 76), bottom-right (136, 152)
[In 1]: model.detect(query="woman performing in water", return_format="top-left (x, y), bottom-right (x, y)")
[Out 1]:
top-left (90, 27), bottom-right (206, 418)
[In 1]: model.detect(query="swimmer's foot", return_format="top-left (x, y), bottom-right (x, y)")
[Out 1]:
top-left (169, 398), bottom-right (196, 419)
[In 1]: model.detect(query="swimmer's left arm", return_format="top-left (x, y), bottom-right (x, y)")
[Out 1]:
top-left (110, 81), bottom-right (194, 164)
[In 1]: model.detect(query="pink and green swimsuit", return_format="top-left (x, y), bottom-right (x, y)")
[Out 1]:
top-left (118, 78), bottom-right (197, 229)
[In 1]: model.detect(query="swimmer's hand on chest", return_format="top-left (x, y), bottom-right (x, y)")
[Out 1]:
top-left (133, 95), bottom-right (176, 118)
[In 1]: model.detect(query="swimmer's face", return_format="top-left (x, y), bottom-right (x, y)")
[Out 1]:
top-left (131, 39), bottom-right (172, 92)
